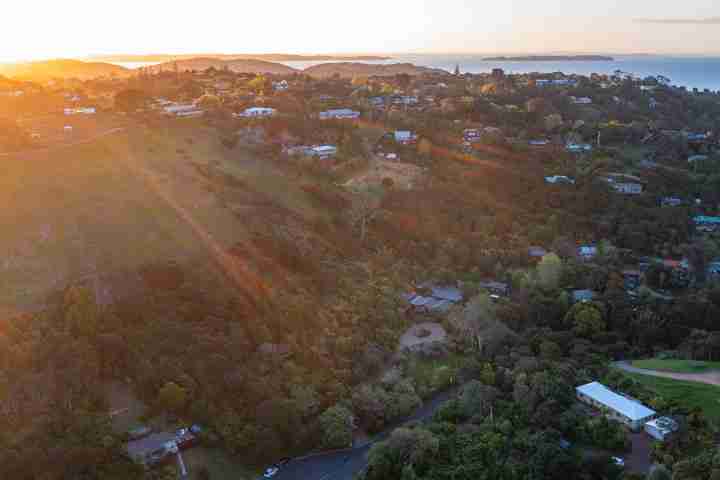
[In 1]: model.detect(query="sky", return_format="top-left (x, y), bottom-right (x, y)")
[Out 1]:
top-left (1, 0), bottom-right (719, 62)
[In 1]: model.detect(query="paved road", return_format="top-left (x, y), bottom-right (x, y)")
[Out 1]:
top-left (273, 386), bottom-right (461, 480)
top-left (615, 361), bottom-right (720, 386)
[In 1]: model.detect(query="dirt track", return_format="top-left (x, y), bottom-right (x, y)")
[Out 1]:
top-left (615, 361), bottom-right (720, 386)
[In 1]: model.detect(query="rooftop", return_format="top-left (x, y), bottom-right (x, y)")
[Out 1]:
top-left (576, 382), bottom-right (656, 421)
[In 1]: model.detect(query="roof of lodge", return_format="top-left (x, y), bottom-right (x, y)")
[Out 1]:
top-left (576, 382), bottom-right (656, 421)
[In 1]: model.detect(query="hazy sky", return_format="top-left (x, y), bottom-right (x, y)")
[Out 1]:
top-left (2, 0), bottom-right (719, 61)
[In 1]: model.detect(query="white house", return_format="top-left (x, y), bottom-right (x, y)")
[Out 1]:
top-left (644, 417), bottom-right (679, 441)
top-left (570, 96), bottom-right (593, 105)
top-left (603, 174), bottom-right (644, 195)
top-left (566, 143), bottom-right (593, 153)
top-left (64, 107), bottom-right (96, 115)
top-left (163, 104), bottom-right (203, 117)
top-left (394, 131), bottom-right (417, 145)
top-left (576, 382), bottom-right (656, 431)
top-left (273, 80), bottom-right (289, 91)
top-left (578, 245), bottom-right (598, 260)
top-left (319, 109), bottom-right (360, 120)
top-left (237, 107), bottom-right (276, 118)
top-left (309, 145), bottom-right (338, 159)
top-left (545, 175), bottom-right (575, 185)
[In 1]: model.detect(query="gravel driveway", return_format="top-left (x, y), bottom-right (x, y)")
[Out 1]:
top-left (615, 361), bottom-right (720, 386)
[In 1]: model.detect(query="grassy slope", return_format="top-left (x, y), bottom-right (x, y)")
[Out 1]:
top-left (631, 359), bottom-right (720, 373)
top-left (621, 371), bottom-right (720, 420)
top-left (0, 118), bottom-right (332, 311)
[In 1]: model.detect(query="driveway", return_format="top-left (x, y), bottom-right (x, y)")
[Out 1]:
top-left (272, 386), bottom-right (461, 480)
top-left (615, 361), bottom-right (720, 386)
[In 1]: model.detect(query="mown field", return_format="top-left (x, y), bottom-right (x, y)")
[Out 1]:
top-left (631, 359), bottom-right (720, 373)
top-left (621, 371), bottom-right (720, 420)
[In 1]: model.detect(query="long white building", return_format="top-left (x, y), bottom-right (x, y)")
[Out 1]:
top-left (576, 382), bottom-right (656, 430)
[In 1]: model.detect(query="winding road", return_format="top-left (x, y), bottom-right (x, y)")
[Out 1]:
top-left (273, 386), bottom-right (461, 480)
top-left (615, 361), bottom-right (720, 386)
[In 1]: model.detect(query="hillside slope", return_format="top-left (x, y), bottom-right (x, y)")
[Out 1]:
top-left (303, 62), bottom-right (443, 78)
top-left (0, 59), bottom-right (130, 81)
top-left (147, 57), bottom-right (297, 75)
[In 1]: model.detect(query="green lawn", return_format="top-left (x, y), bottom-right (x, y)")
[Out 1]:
top-left (631, 359), bottom-right (720, 373)
top-left (620, 371), bottom-right (720, 420)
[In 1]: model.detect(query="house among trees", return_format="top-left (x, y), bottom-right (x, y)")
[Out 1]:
top-left (577, 245), bottom-right (598, 261)
top-left (694, 215), bottom-right (720, 233)
top-left (571, 289), bottom-right (596, 303)
top-left (661, 197), bottom-right (683, 207)
top-left (308, 145), bottom-right (338, 160)
top-left (394, 130), bottom-right (418, 145)
top-left (576, 382), bottom-right (656, 431)
top-left (236, 107), bottom-right (276, 118)
top-left (403, 284), bottom-right (463, 314)
top-left (319, 109), bottom-right (361, 120)
top-left (545, 175), bottom-right (575, 185)
top-left (602, 173), bottom-right (644, 195)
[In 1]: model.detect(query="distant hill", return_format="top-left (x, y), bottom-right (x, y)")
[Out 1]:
top-left (303, 62), bottom-right (443, 78)
top-left (0, 59), bottom-right (130, 81)
top-left (146, 57), bottom-right (297, 75)
top-left (90, 53), bottom-right (391, 62)
top-left (482, 55), bottom-right (614, 61)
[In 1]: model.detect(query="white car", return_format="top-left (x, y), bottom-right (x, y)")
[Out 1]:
top-left (264, 467), bottom-right (280, 478)
top-left (611, 456), bottom-right (625, 467)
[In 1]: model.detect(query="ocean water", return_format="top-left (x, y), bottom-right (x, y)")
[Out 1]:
top-left (112, 55), bottom-right (720, 91)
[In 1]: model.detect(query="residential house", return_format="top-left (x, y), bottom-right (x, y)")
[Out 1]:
top-left (272, 80), bottom-right (289, 92)
top-left (707, 261), bottom-right (720, 281)
top-left (603, 174), bottom-right (644, 195)
top-left (283, 145), bottom-right (313, 156)
top-left (319, 109), bottom-right (361, 120)
top-left (64, 107), bottom-right (96, 115)
top-left (686, 132), bottom-right (710, 142)
top-left (528, 246), bottom-right (548, 259)
top-left (661, 197), bottom-right (683, 207)
top-left (478, 281), bottom-right (510, 297)
top-left (392, 95), bottom-right (419, 106)
top-left (404, 284), bottom-right (463, 314)
top-left (545, 175), bottom-right (575, 185)
top-left (394, 130), bottom-right (418, 145)
top-left (566, 143), bottom-right (593, 153)
top-left (369, 96), bottom-right (385, 108)
top-left (571, 289), bottom-right (596, 303)
top-left (694, 216), bottom-right (720, 233)
top-left (236, 107), bottom-right (276, 118)
top-left (536, 79), bottom-right (578, 87)
top-left (576, 382), bottom-right (656, 431)
top-left (578, 245), bottom-right (598, 260)
top-left (623, 270), bottom-right (642, 291)
top-left (163, 103), bottom-right (203, 117)
top-left (308, 145), bottom-right (338, 159)
top-left (529, 139), bottom-right (550, 146)
top-left (463, 129), bottom-right (482, 142)
top-left (570, 96), bottom-right (593, 105)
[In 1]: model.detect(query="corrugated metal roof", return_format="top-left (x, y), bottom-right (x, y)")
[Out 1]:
top-left (576, 382), bottom-right (656, 421)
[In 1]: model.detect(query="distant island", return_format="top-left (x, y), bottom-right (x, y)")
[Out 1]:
top-left (483, 55), bottom-right (614, 61)
top-left (88, 53), bottom-right (391, 63)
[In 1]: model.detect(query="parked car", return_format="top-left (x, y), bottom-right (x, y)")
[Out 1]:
top-left (264, 466), bottom-right (280, 478)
